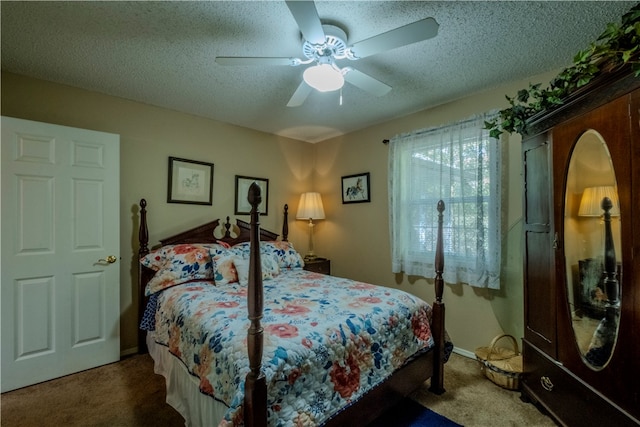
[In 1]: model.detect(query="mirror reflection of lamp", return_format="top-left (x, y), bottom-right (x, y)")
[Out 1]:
top-left (578, 186), bottom-right (621, 367)
top-left (578, 186), bottom-right (620, 217)
top-left (578, 186), bottom-right (620, 297)
top-left (296, 192), bottom-right (325, 261)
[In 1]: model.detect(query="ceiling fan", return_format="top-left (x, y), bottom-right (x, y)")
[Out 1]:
top-left (215, 0), bottom-right (439, 107)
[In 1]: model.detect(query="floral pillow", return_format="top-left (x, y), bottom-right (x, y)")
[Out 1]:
top-left (140, 246), bottom-right (169, 271)
top-left (262, 241), bottom-right (305, 269)
top-left (211, 251), bottom-right (239, 285)
top-left (233, 254), bottom-right (280, 286)
top-left (141, 243), bottom-right (226, 270)
top-left (231, 241), bottom-right (304, 270)
top-left (141, 243), bottom-right (223, 295)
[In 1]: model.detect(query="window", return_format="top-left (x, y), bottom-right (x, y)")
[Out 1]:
top-left (388, 112), bottom-right (501, 289)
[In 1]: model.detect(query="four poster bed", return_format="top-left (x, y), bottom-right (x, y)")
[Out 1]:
top-left (137, 183), bottom-right (450, 426)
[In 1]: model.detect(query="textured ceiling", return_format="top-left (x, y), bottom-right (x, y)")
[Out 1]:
top-left (1, 1), bottom-right (636, 143)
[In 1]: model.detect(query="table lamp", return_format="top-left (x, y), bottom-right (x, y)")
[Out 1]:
top-left (296, 192), bottom-right (325, 260)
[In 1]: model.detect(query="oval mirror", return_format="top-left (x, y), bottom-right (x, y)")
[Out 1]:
top-left (564, 129), bottom-right (621, 370)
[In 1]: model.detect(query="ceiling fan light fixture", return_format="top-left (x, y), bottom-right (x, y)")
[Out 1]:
top-left (303, 63), bottom-right (344, 92)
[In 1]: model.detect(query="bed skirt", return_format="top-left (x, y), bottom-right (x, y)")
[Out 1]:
top-left (147, 332), bottom-right (227, 426)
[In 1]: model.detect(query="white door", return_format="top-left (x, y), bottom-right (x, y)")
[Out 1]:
top-left (1, 116), bottom-right (120, 392)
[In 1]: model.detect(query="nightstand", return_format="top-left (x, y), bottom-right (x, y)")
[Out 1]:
top-left (303, 258), bottom-right (330, 275)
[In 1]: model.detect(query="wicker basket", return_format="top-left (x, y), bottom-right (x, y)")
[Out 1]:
top-left (475, 334), bottom-right (519, 367)
top-left (474, 334), bottom-right (523, 390)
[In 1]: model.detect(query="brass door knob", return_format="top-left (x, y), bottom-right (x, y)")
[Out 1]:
top-left (99, 255), bottom-right (118, 264)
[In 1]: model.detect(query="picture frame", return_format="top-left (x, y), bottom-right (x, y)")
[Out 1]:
top-left (235, 175), bottom-right (269, 215)
top-left (167, 157), bottom-right (214, 205)
top-left (342, 172), bottom-right (371, 204)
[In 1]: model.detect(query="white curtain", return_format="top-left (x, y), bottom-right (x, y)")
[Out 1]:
top-left (388, 112), bottom-right (501, 289)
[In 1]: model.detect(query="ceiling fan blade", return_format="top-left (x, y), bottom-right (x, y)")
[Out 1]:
top-left (285, 0), bottom-right (325, 45)
top-left (348, 17), bottom-right (439, 59)
top-left (287, 81), bottom-right (313, 107)
top-left (344, 69), bottom-right (392, 97)
top-left (215, 57), bottom-right (298, 66)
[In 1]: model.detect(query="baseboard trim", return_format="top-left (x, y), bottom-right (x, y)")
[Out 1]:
top-left (452, 346), bottom-right (475, 359)
top-left (120, 346), bottom-right (138, 358)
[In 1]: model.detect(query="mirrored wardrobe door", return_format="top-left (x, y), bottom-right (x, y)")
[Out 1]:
top-left (563, 130), bottom-right (620, 370)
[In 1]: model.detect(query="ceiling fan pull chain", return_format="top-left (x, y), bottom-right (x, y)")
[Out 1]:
top-left (339, 88), bottom-right (343, 106)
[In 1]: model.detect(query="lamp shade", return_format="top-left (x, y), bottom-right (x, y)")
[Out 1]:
top-left (303, 64), bottom-right (344, 92)
top-left (296, 192), bottom-right (325, 220)
top-left (578, 186), bottom-right (620, 217)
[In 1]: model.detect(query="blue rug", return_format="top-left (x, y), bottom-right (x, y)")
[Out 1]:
top-left (368, 398), bottom-right (463, 427)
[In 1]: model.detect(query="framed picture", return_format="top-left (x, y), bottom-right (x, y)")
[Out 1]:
top-left (235, 175), bottom-right (268, 215)
top-left (342, 172), bottom-right (371, 204)
top-left (167, 157), bottom-right (214, 205)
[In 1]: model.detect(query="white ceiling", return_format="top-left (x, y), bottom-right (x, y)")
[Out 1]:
top-left (1, 1), bottom-right (636, 143)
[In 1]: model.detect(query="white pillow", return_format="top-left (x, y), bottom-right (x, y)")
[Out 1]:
top-left (233, 253), bottom-right (280, 286)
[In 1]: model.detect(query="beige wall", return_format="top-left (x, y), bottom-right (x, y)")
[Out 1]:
top-left (313, 70), bottom-right (558, 354)
top-left (1, 72), bottom-right (314, 353)
top-left (2, 69), bottom-right (557, 355)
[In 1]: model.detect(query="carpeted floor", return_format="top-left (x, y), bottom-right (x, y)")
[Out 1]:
top-left (1, 352), bottom-right (557, 426)
top-left (410, 353), bottom-right (557, 426)
top-left (1, 353), bottom-right (184, 427)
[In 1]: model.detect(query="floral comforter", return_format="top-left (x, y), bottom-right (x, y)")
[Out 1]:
top-left (151, 269), bottom-right (437, 426)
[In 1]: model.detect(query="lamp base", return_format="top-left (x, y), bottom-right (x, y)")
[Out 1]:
top-left (304, 254), bottom-right (318, 262)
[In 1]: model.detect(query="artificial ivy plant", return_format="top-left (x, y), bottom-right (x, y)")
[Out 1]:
top-left (485, 3), bottom-right (640, 139)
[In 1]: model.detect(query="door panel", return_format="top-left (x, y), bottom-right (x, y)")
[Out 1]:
top-left (1, 116), bottom-right (120, 392)
top-left (72, 271), bottom-right (105, 346)
top-left (522, 134), bottom-right (556, 357)
top-left (15, 276), bottom-right (55, 359)
top-left (73, 179), bottom-right (104, 249)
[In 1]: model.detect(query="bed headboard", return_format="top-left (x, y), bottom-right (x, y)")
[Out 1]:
top-left (159, 217), bottom-right (279, 246)
top-left (138, 201), bottom-right (289, 255)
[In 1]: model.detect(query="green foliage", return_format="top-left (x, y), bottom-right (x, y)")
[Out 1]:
top-left (486, 3), bottom-right (640, 139)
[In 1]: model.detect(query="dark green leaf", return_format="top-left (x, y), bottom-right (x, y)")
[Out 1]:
top-left (489, 129), bottom-right (502, 139)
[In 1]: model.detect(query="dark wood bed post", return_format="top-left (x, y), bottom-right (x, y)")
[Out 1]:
top-left (429, 200), bottom-right (446, 395)
top-left (283, 204), bottom-right (289, 241)
top-left (244, 183), bottom-right (267, 427)
top-left (138, 199), bottom-right (150, 354)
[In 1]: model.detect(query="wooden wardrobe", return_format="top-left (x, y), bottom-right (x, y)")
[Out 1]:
top-left (520, 68), bottom-right (639, 426)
